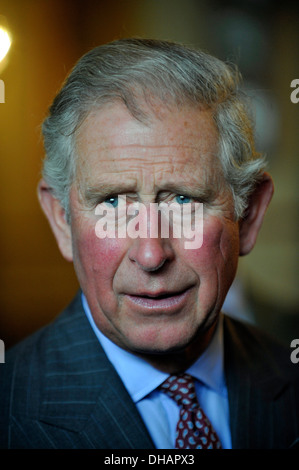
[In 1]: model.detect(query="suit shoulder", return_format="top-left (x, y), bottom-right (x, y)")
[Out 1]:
top-left (0, 320), bottom-right (51, 447)
top-left (0, 294), bottom-right (87, 438)
top-left (223, 314), bottom-right (299, 382)
top-left (3, 294), bottom-right (80, 368)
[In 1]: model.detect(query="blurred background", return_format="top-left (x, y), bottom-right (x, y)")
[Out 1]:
top-left (0, 0), bottom-right (298, 349)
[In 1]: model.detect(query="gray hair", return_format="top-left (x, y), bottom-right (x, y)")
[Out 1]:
top-left (41, 38), bottom-right (266, 220)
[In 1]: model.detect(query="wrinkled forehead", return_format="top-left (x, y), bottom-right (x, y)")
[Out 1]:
top-left (74, 102), bottom-right (222, 191)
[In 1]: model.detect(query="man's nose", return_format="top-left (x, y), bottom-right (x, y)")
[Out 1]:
top-left (127, 203), bottom-right (175, 272)
top-left (128, 236), bottom-right (175, 272)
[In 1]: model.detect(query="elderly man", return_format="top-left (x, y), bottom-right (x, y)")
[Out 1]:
top-left (0, 38), bottom-right (298, 450)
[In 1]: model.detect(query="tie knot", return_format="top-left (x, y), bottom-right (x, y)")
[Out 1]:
top-left (159, 373), bottom-right (198, 409)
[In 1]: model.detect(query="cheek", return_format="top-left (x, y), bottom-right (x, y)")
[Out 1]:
top-left (72, 225), bottom-right (127, 287)
top-left (182, 217), bottom-right (239, 278)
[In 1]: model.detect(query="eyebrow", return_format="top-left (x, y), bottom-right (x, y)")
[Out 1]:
top-left (83, 182), bottom-right (137, 204)
top-left (159, 182), bottom-right (217, 202)
top-left (82, 180), bottom-right (217, 206)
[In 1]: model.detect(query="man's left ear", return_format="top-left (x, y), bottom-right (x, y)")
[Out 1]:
top-left (239, 172), bottom-right (274, 256)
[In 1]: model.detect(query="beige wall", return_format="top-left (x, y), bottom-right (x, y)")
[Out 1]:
top-left (0, 0), bottom-right (298, 348)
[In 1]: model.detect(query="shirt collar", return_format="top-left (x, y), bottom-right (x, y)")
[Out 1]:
top-left (82, 293), bottom-right (226, 403)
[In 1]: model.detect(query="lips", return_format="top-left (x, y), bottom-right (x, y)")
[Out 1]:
top-left (124, 287), bottom-right (192, 311)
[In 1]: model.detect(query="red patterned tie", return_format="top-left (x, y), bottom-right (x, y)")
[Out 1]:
top-left (159, 373), bottom-right (222, 449)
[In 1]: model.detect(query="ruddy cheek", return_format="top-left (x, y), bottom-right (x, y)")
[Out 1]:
top-left (219, 222), bottom-right (239, 259)
top-left (74, 224), bottom-right (124, 276)
top-left (183, 218), bottom-right (223, 264)
top-left (91, 238), bottom-right (127, 275)
top-left (199, 217), bottom-right (239, 282)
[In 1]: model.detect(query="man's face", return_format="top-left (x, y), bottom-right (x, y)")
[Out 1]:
top-left (69, 102), bottom-right (240, 355)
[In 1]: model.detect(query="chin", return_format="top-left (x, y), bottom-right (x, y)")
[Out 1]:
top-left (120, 321), bottom-right (208, 357)
top-left (131, 339), bottom-right (190, 356)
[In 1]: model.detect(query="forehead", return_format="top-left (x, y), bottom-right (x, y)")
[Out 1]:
top-left (75, 102), bottom-right (220, 190)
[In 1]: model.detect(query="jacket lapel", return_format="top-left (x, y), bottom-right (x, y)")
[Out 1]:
top-left (38, 292), bottom-right (154, 449)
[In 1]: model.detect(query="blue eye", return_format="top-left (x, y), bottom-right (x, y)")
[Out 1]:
top-left (175, 195), bottom-right (191, 204)
top-left (104, 196), bottom-right (118, 208)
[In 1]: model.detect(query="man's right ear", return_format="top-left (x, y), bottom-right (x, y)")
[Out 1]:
top-left (37, 179), bottom-right (73, 262)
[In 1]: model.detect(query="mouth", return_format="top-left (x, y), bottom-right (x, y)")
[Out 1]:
top-left (125, 287), bottom-right (192, 311)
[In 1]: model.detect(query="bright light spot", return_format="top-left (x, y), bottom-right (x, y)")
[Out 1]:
top-left (0, 27), bottom-right (11, 62)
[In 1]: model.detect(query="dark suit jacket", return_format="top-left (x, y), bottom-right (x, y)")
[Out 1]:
top-left (1, 292), bottom-right (299, 449)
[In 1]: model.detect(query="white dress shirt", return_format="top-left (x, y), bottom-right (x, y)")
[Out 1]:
top-left (82, 293), bottom-right (232, 449)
